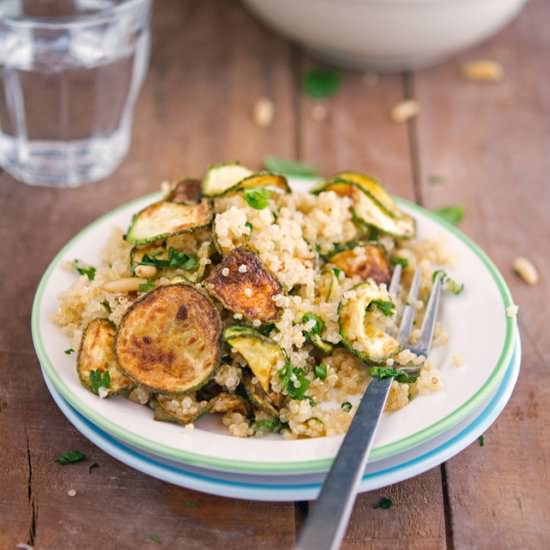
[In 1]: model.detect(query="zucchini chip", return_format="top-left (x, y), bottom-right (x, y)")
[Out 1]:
top-left (242, 370), bottom-right (279, 417)
top-left (327, 243), bottom-right (392, 285)
top-left (153, 394), bottom-right (209, 425)
top-left (224, 326), bottom-right (286, 393)
top-left (313, 178), bottom-right (416, 239)
top-left (221, 172), bottom-right (290, 197)
top-left (126, 199), bottom-right (211, 246)
top-left (116, 284), bottom-right (222, 394)
top-left (166, 177), bottom-right (202, 205)
top-left (209, 392), bottom-right (251, 416)
top-left (202, 162), bottom-right (253, 197)
top-left (339, 281), bottom-right (401, 364)
top-left (77, 319), bottom-right (133, 396)
top-left (206, 247), bottom-right (283, 322)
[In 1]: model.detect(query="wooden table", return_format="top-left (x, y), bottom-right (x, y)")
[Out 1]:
top-left (1, 1), bottom-right (549, 548)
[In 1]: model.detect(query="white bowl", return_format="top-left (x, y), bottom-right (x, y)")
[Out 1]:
top-left (242, 0), bottom-right (528, 71)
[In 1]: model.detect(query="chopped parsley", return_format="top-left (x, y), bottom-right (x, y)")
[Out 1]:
top-left (245, 221), bottom-right (253, 233)
top-left (373, 496), bottom-right (393, 509)
top-left (432, 270), bottom-right (464, 295)
top-left (302, 312), bottom-right (325, 336)
top-left (263, 155), bottom-right (318, 177)
top-left (433, 204), bottom-right (465, 226)
top-left (88, 462), bottom-right (99, 474)
top-left (314, 363), bottom-right (328, 380)
top-left (259, 323), bottom-right (276, 336)
top-left (303, 69), bottom-right (341, 98)
top-left (253, 418), bottom-right (288, 433)
top-left (149, 534), bottom-right (161, 544)
top-left (390, 256), bottom-right (409, 269)
top-left (138, 280), bottom-right (156, 293)
top-left (279, 363), bottom-right (311, 400)
top-left (479, 435), bottom-right (485, 447)
top-left (367, 300), bottom-right (395, 317)
top-left (56, 450), bottom-right (87, 465)
top-left (74, 260), bottom-right (96, 281)
top-left (244, 187), bottom-right (271, 210)
top-left (89, 369), bottom-right (111, 395)
top-left (369, 367), bottom-right (418, 384)
top-left (64, 348), bottom-right (75, 355)
top-left (341, 401), bottom-right (352, 412)
top-left (139, 247), bottom-right (198, 271)
top-left (331, 267), bottom-right (343, 278)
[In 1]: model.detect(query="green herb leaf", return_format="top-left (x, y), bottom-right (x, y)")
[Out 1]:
top-left (74, 260), bottom-right (96, 281)
top-left (314, 363), bottom-right (328, 380)
top-left (149, 534), bottom-right (161, 544)
top-left (432, 270), bottom-right (464, 295)
top-left (341, 401), bottom-right (352, 412)
top-left (373, 496), bottom-right (393, 509)
top-left (279, 363), bottom-right (311, 401)
top-left (303, 69), bottom-right (341, 98)
top-left (139, 280), bottom-right (156, 293)
top-left (64, 348), bottom-right (75, 355)
top-left (245, 221), bottom-right (253, 233)
top-left (263, 155), bottom-right (318, 177)
top-left (89, 369), bottom-right (111, 395)
top-left (101, 300), bottom-right (112, 313)
top-left (254, 418), bottom-right (288, 433)
top-left (302, 312), bottom-right (325, 336)
top-left (140, 247), bottom-right (198, 271)
top-left (479, 435), bottom-right (485, 447)
top-left (259, 323), bottom-right (276, 336)
top-left (331, 267), bottom-right (343, 278)
top-left (244, 187), bottom-right (271, 210)
top-left (368, 367), bottom-right (418, 384)
top-left (433, 204), bottom-right (465, 226)
top-left (88, 462), bottom-right (99, 474)
top-left (56, 450), bottom-right (87, 465)
top-left (390, 256), bottom-right (409, 269)
top-left (367, 300), bottom-right (395, 317)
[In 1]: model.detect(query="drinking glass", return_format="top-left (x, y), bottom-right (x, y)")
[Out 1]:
top-left (0, 0), bottom-right (153, 187)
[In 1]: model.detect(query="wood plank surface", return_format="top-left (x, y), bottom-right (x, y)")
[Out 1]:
top-left (413, 1), bottom-right (550, 548)
top-left (1, 0), bottom-right (548, 548)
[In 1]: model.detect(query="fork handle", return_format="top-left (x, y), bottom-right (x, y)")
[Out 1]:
top-left (296, 377), bottom-right (393, 550)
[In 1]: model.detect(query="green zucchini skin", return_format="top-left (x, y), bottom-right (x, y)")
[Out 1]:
top-left (77, 319), bottom-right (134, 397)
top-left (152, 394), bottom-right (209, 425)
top-left (338, 282), bottom-right (401, 364)
top-left (126, 199), bottom-right (212, 246)
top-left (201, 162), bottom-right (253, 197)
top-left (242, 370), bottom-right (279, 417)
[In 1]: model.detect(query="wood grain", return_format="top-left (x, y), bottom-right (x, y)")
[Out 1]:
top-left (413, 0), bottom-right (550, 547)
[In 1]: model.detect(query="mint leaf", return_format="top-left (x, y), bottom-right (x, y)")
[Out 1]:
top-left (263, 155), bottom-right (318, 177)
top-left (433, 204), bottom-right (465, 225)
top-left (303, 69), bottom-right (341, 98)
top-left (244, 187), bottom-right (271, 210)
top-left (373, 496), bottom-right (393, 509)
top-left (56, 450), bottom-right (86, 465)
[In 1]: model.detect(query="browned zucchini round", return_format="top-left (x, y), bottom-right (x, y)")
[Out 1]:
top-left (115, 284), bottom-right (222, 394)
top-left (328, 243), bottom-right (391, 285)
top-left (152, 394), bottom-right (209, 425)
top-left (209, 392), bottom-right (251, 416)
top-left (205, 247), bottom-right (282, 322)
top-left (166, 177), bottom-right (202, 204)
top-left (77, 319), bottom-right (134, 396)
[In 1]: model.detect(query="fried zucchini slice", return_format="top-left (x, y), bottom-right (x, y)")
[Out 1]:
top-left (224, 326), bottom-right (286, 393)
top-left (221, 172), bottom-right (290, 196)
top-left (339, 281), bottom-right (401, 364)
top-left (77, 319), bottom-right (133, 396)
top-left (126, 199), bottom-right (211, 246)
top-left (328, 242), bottom-right (391, 285)
top-left (242, 370), bottom-right (279, 417)
top-left (116, 284), bottom-right (222, 394)
top-left (209, 392), bottom-right (251, 416)
top-left (312, 178), bottom-right (415, 239)
top-left (202, 162), bottom-right (253, 197)
top-left (206, 247), bottom-right (282, 322)
top-left (166, 177), bottom-right (202, 205)
top-left (153, 394), bottom-right (209, 425)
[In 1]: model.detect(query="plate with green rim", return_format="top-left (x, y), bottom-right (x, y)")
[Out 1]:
top-left (31, 179), bottom-right (517, 475)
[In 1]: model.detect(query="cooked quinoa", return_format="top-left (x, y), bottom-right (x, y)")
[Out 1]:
top-left (53, 165), bottom-right (459, 439)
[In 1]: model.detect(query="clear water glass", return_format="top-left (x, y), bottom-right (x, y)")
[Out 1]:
top-left (0, 0), bottom-right (152, 187)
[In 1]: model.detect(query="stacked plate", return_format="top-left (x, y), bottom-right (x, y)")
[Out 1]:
top-left (32, 180), bottom-right (520, 501)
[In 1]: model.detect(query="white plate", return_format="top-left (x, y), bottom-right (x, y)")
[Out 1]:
top-left (41, 333), bottom-right (521, 501)
top-left (32, 180), bottom-right (517, 474)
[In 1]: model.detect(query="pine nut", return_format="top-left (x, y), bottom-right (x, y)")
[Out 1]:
top-left (134, 264), bottom-right (157, 278)
top-left (513, 256), bottom-right (539, 285)
top-left (103, 277), bottom-right (147, 293)
top-left (390, 99), bottom-right (419, 123)
top-left (462, 60), bottom-right (503, 82)
top-left (253, 98), bottom-right (275, 128)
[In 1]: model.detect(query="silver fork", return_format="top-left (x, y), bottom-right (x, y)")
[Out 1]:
top-left (296, 266), bottom-right (443, 550)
